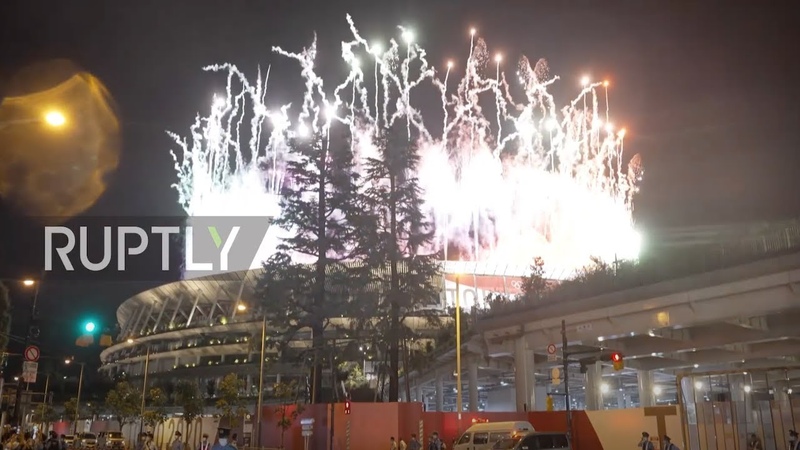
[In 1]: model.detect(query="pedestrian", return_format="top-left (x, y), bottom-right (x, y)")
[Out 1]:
top-left (45, 432), bottom-right (60, 450)
top-left (748, 433), bottom-right (762, 450)
top-left (229, 435), bottom-right (237, 450)
top-left (197, 434), bottom-right (210, 450)
top-left (398, 437), bottom-right (407, 450)
top-left (408, 434), bottom-right (421, 450)
top-left (790, 430), bottom-right (800, 450)
top-left (143, 433), bottom-right (156, 450)
top-left (640, 432), bottom-right (654, 450)
top-left (171, 432), bottom-right (184, 450)
top-left (663, 436), bottom-right (679, 450)
top-left (428, 432), bottom-right (443, 450)
top-left (211, 428), bottom-right (235, 450)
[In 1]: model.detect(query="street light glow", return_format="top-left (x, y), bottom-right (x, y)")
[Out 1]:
top-left (600, 383), bottom-right (610, 394)
top-left (126, 338), bottom-right (134, 344)
top-left (237, 303), bottom-right (247, 311)
top-left (44, 110), bottom-right (66, 127)
top-left (84, 322), bottom-right (96, 333)
top-left (22, 279), bottom-right (35, 286)
top-left (494, 54), bottom-right (502, 63)
top-left (447, 60), bottom-right (453, 69)
top-left (581, 76), bottom-right (590, 87)
top-left (470, 28), bottom-right (476, 36)
top-left (402, 29), bottom-right (414, 44)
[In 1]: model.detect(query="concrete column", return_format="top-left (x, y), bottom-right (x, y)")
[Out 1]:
top-left (534, 386), bottom-right (548, 411)
top-left (637, 370), bottom-right (654, 407)
top-left (617, 390), bottom-right (626, 409)
top-left (514, 336), bottom-right (535, 412)
top-left (469, 358), bottom-right (479, 412)
top-left (435, 373), bottom-right (444, 412)
top-left (584, 361), bottom-right (604, 410)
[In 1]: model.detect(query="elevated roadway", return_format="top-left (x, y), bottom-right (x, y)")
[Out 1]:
top-left (408, 251), bottom-right (800, 412)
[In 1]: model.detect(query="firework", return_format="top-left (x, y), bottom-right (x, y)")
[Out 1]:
top-left (168, 15), bottom-right (643, 278)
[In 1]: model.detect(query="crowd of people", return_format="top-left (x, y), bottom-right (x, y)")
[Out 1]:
top-left (2, 430), bottom-right (66, 450)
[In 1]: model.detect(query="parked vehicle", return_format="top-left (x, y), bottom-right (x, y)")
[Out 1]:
top-left (104, 432), bottom-right (125, 450)
top-left (76, 433), bottom-right (98, 449)
top-left (494, 432), bottom-right (570, 450)
top-left (454, 421), bottom-right (535, 450)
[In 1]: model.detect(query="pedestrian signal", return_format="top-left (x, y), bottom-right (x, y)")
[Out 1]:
top-left (344, 399), bottom-right (351, 415)
top-left (611, 352), bottom-right (624, 371)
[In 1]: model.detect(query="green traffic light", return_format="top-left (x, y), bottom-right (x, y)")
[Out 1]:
top-left (84, 322), bottom-right (96, 333)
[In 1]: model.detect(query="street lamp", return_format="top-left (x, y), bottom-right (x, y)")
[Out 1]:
top-left (44, 110), bottom-right (66, 127)
top-left (64, 357), bottom-right (85, 433)
top-left (454, 273), bottom-right (463, 417)
top-left (0, 110), bottom-right (67, 130)
top-left (2, 277), bottom-right (41, 426)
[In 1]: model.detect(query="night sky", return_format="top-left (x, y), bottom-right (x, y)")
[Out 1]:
top-left (1, 0), bottom-right (799, 375)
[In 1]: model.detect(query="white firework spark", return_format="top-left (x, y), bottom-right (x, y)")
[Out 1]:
top-left (168, 15), bottom-right (643, 278)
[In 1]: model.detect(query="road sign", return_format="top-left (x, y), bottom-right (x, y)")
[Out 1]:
top-left (576, 323), bottom-right (593, 333)
top-left (546, 344), bottom-right (557, 355)
top-left (550, 367), bottom-right (560, 380)
top-left (547, 354), bottom-right (558, 362)
top-left (24, 345), bottom-right (40, 362)
top-left (22, 361), bottom-right (38, 383)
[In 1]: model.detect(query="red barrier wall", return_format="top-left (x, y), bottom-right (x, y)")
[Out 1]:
top-left (259, 402), bottom-right (623, 450)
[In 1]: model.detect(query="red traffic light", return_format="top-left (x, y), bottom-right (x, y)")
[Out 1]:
top-left (344, 400), bottom-right (351, 415)
top-left (611, 352), bottom-right (622, 362)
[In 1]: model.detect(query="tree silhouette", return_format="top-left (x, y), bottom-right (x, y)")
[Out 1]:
top-left (258, 130), bottom-right (363, 404)
top-left (357, 125), bottom-right (442, 401)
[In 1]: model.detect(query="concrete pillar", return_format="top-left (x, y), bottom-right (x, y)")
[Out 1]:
top-left (638, 370), bottom-right (654, 407)
top-left (469, 358), bottom-right (479, 412)
top-left (435, 373), bottom-right (444, 412)
top-left (514, 336), bottom-right (535, 412)
top-left (534, 386), bottom-right (548, 411)
top-left (617, 390), bottom-right (626, 409)
top-left (584, 361), bottom-right (604, 410)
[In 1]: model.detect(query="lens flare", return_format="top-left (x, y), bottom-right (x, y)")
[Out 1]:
top-left (0, 59), bottom-right (120, 222)
top-left (169, 16), bottom-right (642, 277)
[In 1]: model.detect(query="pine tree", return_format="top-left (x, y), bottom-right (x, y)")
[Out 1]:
top-left (357, 124), bottom-right (442, 402)
top-left (258, 129), bottom-right (362, 404)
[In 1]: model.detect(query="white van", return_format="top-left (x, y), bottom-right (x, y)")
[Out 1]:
top-left (454, 421), bottom-right (535, 450)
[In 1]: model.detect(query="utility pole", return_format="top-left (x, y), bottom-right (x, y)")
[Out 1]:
top-left (561, 320), bottom-right (572, 444)
top-left (13, 278), bottom-right (41, 426)
top-left (255, 316), bottom-right (267, 448)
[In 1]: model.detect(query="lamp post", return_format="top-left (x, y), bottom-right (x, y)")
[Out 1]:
top-left (2, 277), bottom-right (40, 426)
top-left (65, 358), bottom-right (85, 434)
top-left (255, 315), bottom-right (267, 448)
top-left (455, 274), bottom-right (462, 418)
top-left (139, 345), bottom-right (151, 434)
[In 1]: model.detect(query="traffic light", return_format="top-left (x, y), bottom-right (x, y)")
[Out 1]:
top-left (344, 399), bottom-right (351, 415)
top-left (611, 352), bottom-right (624, 371)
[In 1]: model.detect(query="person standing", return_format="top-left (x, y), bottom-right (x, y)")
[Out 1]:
top-left (428, 432), bottom-right (443, 450)
top-left (171, 432), bottom-right (184, 450)
top-left (197, 434), bottom-right (210, 450)
top-left (407, 434), bottom-right (421, 450)
top-left (211, 429), bottom-right (235, 450)
top-left (640, 432), bottom-right (654, 450)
